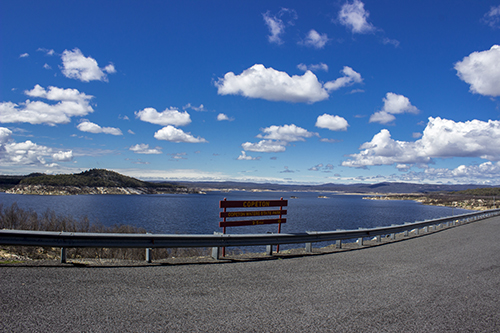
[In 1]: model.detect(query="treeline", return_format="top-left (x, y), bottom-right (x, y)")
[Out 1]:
top-left (0, 203), bottom-right (207, 261)
top-left (19, 169), bottom-right (180, 189)
top-left (452, 187), bottom-right (500, 196)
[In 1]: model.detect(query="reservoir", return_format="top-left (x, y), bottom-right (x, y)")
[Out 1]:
top-left (0, 191), bottom-right (471, 236)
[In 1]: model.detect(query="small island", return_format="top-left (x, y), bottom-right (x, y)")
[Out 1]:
top-left (2, 169), bottom-right (198, 195)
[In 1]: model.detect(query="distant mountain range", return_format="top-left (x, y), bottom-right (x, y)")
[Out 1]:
top-left (173, 181), bottom-right (492, 194)
top-left (0, 169), bottom-right (494, 194)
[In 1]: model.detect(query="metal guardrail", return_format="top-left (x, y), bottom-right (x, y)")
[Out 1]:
top-left (1, 208), bottom-right (500, 263)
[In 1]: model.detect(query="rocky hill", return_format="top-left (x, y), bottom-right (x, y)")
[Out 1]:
top-left (4, 169), bottom-right (193, 195)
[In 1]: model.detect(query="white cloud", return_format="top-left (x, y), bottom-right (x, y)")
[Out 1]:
top-left (154, 125), bottom-right (207, 143)
top-left (382, 37), bottom-right (400, 48)
top-left (323, 66), bottom-right (363, 92)
top-left (300, 30), bottom-right (329, 49)
top-left (77, 120), bottom-right (123, 135)
top-left (169, 152), bottom-right (187, 160)
top-left (242, 124), bottom-right (317, 153)
top-left (343, 117), bottom-right (500, 168)
top-left (0, 85), bottom-right (94, 125)
top-left (37, 48), bottom-right (55, 56)
top-left (309, 163), bottom-right (334, 172)
top-left (237, 151), bottom-right (260, 160)
top-left (0, 127), bottom-right (72, 166)
top-left (454, 45), bottom-right (500, 97)
top-left (241, 140), bottom-right (287, 153)
top-left (129, 143), bottom-right (162, 154)
top-left (262, 8), bottom-right (297, 44)
top-left (316, 114), bottom-right (349, 131)
top-left (19, 53), bottom-right (29, 58)
top-left (103, 64), bottom-right (116, 74)
top-left (297, 63), bottom-right (328, 72)
top-left (338, 0), bottom-right (376, 34)
top-left (61, 48), bottom-right (115, 82)
top-left (217, 113), bottom-right (233, 121)
top-left (257, 124), bottom-right (318, 142)
top-left (135, 107), bottom-right (191, 126)
top-left (183, 103), bottom-right (207, 112)
top-left (43, 63), bottom-right (51, 70)
top-left (369, 93), bottom-right (419, 124)
top-left (52, 150), bottom-right (74, 162)
top-left (481, 5), bottom-right (500, 28)
top-left (216, 64), bottom-right (329, 103)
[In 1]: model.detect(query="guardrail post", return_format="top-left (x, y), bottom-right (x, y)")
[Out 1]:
top-left (390, 224), bottom-right (396, 239)
top-left (212, 232), bottom-right (222, 260)
top-left (60, 247), bottom-right (66, 263)
top-left (414, 228), bottom-right (419, 236)
top-left (424, 226), bottom-right (429, 233)
top-left (376, 235), bottom-right (381, 242)
top-left (305, 242), bottom-right (312, 252)
top-left (357, 228), bottom-right (364, 246)
top-left (211, 246), bottom-right (220, 260)
top-left (146, 248), bottom-right (152, 263)
top-left (266, 245), bottom-right (273, 255)
top-left (336, 239), bottom-right (342, 249)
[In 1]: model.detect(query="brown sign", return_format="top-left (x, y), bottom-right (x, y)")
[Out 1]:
top-left (220, 199), bottom-right (287, 209)
top-left (219, 218), bottom-right (287, 228)
top-left (220, 209), bottom-right (287, 218)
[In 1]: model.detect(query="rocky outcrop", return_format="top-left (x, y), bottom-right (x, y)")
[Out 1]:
top-left (363, 194), bottom-right (499, 211)
top-left (5, 184), bottom-right (194, 195)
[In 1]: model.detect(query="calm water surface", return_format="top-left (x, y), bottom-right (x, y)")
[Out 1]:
top-left (0, 191), bottom-right (471, 236)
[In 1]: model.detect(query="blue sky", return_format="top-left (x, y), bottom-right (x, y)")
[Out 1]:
top-left (2, 0), bottom-right (500, 185)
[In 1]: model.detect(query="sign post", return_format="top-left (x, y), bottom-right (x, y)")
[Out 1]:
top-left (219, 197), bottom-right (288, 257)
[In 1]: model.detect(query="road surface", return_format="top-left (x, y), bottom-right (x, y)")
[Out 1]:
top-left (1, 217), bottom-right (500, 332)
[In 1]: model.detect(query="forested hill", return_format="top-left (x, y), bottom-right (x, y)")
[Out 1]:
top-left (19, 169), bottom-right (161, 188)
top-left (2, 169), bottom-right (189, 195)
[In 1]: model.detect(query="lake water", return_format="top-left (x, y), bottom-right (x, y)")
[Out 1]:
top-left (0, 191), bottom-right (470, 236)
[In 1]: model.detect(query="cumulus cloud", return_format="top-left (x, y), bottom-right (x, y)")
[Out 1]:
top-left (0, 85), bottom-right (94, 125)
top-left (19, 53), bottom-right (29, 58)
top-left (300, 30), bottom-right (329, 49)
top-left (262, 8), bottom-right (297, 44)
top-left (77, 120), bottom-right (122, 135)
top-left (216, 64), bottom-right (329, 103)
top-left (338, 0), bottom-right (375, 34)
top-left (135, 107), bottom-right (191, 126)
top-left (481, 5), bottom-right (500, 28)
top-left (343, 117), bottom-right (500, 168)
top-left (257, 124), bottom-right (318, 141)
top-left (369, 93), bottom-right (419, 124)
top-left (316, 114), bottom-right (349, 131)
top-left (323, 66), bottom-right (363, 92)
top-left (242, 124), bottom-right (317, 153)
top-left (61, 48), bottom-right (115, 82)
top-left (297, 63), bottom-right (328, 72)
top-left (454, 45), bottom-right (500, 97)
top-left (217, 113), bottom-right (233, 121)
top-left (0, 127), bottom-right (73, 166)
top-left (52, 150), bottom-right (74, 162)
top-left (242, 140), bottom-right (287, 153)
top-left (217, 65), bottom-right (363, 103)
top-left (129, 144), bottom-right (162, 154)
top-left (237, 151), bottom-right (260, 160)
top-left (154, 125), bottom-right (207, 143)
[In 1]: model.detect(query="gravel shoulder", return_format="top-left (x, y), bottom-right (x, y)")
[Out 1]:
top-left (1, 217), bottom-right (500, 332)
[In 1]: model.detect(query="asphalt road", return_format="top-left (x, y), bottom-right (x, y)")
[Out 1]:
top-left (1, 217), bottom-right (500, 332)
